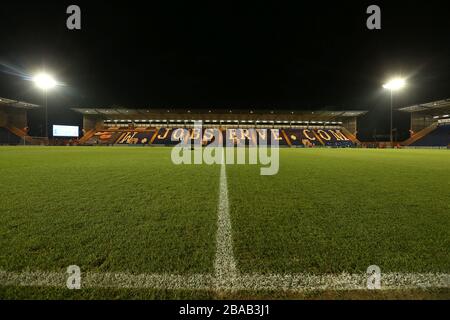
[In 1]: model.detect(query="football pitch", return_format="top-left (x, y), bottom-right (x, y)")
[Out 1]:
top-left (0, 147), bottom-right (449, 299)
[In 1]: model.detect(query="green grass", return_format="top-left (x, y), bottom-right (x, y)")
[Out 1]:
top-left (0, 147), bottom-right (220, 274)
top-left (0, 146), bottom-right (449, 299)
top-left (1, 286), bottom-right (449, 300)
top-left (227, 148), bottom-right (450, 274)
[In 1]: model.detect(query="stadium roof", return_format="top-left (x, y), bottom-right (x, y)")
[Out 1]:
top-left (72, 108), bottom-right (367, 122)
top-left (0, 97), bottom-right (40, 109)
top-left (398, 98), bottom-right (450, 115)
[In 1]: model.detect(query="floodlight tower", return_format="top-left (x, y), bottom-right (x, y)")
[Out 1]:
top-left (33, 73), bottom-right (57, 139)
top-left (382, 78), bottom-right (406, 147)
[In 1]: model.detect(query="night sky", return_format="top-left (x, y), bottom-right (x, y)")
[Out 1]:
top-left (1, 1), bottom-right (449, 140)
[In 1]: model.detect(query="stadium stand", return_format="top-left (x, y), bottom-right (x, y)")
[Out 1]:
top-left (72, 127), bottom-right (355, 147)
top-left (152, 128), bottom-right (178, 145)
top-left (0, 97), bottom-right (41, 145)
top-left (72, 108), bottom-right (365, 147)
top-left (84, 131), bottom-right (125, 145)
top-left (400, 99), bottom-right (450, 147)
top-left (283, 128), bottom-right (353, 147)
top-left (0, 127), bottom-right (21, 145)
top-left (410, 124), bottom-right (450, 147)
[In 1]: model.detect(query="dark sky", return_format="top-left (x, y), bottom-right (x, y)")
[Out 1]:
top-left (1, 1), bottom-right (449, 139)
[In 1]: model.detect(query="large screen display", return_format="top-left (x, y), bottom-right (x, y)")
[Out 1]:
top-left (52, 125), bottom-right (79, 137)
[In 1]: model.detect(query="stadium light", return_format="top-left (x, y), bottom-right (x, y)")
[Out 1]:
top-left (33, 73), bottom-right (57, 90)
top-left (382, 78), bottom-right (406, 91)
top-left (383, 77), bottom-right (406, 147)
top-left (32, 72), bottom-right (59, 140)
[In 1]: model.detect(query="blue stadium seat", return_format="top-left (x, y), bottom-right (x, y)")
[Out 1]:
top-left (411, 124), bottom-right (450, 147)
top-left (0, 127), bottom-right (21, 145)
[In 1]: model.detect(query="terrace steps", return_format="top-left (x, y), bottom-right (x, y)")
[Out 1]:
top-left (402, 122), bottom-right (438, 146)
top-left (281, 130), bottom-right (292, 146)
top-left (340, 127), bottom-right (360, 144)
top-left (78, 129), bottom-right (96, 144)
top-left (5, 126), bottom-right (36, 143)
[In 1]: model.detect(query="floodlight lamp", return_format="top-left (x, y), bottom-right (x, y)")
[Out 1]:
top-left (383, 78), bottom-right (406, 91)
top-left (33, 73), bottom-right (57, 90)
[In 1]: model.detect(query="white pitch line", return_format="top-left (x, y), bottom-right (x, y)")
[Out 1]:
top-left (213, 161), bottom-right (238, 290)
top-left (233, 272), bottom-right (450, 291)
top-left (83, 273), bottom-right (213, 290)
top-left (1, 270), bottom-right (448, 291)
top-left (0, 270), bottom-right (65, 288)
top-left (0, 270), bottom-right (213, 290)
